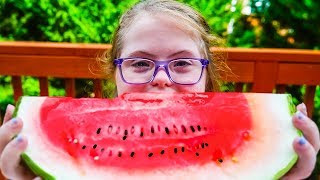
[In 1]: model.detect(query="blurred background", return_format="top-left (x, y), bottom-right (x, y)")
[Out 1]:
top-left (0, 0), bottom-right (319, 178)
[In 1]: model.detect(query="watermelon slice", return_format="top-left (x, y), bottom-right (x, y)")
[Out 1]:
top-left (14, 93), bottom-right (299, 180)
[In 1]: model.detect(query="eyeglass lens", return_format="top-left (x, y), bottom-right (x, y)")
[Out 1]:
top-left (121, 59), bottom-right (203, 84)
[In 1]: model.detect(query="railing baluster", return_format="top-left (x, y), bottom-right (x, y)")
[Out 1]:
top-left (65, 78), bottom-right (76, 97)
top-left (11, 76), bottom-right (23, 102)
top-left (276, 84), bottom-right (287, 94)
top-left (39, 77), bottom-right (49, 96)
top-left (304, 85), bottom-right (316, 117)
top-left (93, 79), bottom-right (103, 98)
top-left (235, 83), bottom-right (244, 92)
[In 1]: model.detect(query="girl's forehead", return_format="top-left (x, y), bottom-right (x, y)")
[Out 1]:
top-left (128, 13), bottom-right (196, 36)
top-left (120, 14), bottom-right (202, 59)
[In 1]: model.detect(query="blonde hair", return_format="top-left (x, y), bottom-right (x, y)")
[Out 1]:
top-left (98, 0), bottom-right (230, 92)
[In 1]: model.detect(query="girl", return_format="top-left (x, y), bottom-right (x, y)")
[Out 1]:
top-left (0, 0), bottom-right (319, 179)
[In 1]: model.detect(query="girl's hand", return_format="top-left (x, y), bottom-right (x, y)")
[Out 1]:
top-left (0, 104), bottom-right (40, 180)
top-left (282, 103), bottom-right (320, 180)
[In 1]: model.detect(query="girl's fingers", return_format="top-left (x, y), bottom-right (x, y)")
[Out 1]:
top-left (0, 136), bottom-right (34, 180)
top-left (296, 103), bottom-right (307, 116)
top-left (282, 137), bottom-right (316, 179)
top-left (3, 105), bottom-right (15, 125)
top-left (0, 118), bottom-right (23, 155)
top-left (292, 110), bottom-right (320, 152)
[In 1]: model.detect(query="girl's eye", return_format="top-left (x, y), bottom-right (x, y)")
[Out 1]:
top-left (174, 60), bottom-right (192, 67)
top-left (132, 61), bottom-right (150, 67)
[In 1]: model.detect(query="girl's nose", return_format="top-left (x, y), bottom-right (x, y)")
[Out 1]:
top-left (150, 68), bottom-right (173, 88)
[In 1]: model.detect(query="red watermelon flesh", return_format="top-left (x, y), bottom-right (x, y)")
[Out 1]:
top-left (15, 93), bottom-right (299, 180)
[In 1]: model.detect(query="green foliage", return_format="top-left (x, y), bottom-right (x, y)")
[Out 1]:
top-left (0, 0), bottom-right (139, 42)
top-left (0, 76), bottom-right (14, 118)
top-left (179, 0), bottom-right (243, 38)
top-left (229, 0), bottom-right (320, 49)
top-left (48, 78), bottom-right (66, 96)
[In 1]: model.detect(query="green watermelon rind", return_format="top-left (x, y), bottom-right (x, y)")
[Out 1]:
top-left (21, 153), bottom-right (55, 180)
top-left (273, 154), bottom-right (298, 180)
top-left (287, 94), bottom-right (296, 116)
top-left (12, 96), bottom-right (22, 118)
top-left (272, 94), bottom-right (302, 180)
top-left (12, 95), bottom-right (302, 179)
top-left (12, 97), bottom-right (56, 180)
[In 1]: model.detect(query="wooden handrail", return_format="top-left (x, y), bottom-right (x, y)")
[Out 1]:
top-left (0, 41), bottom-right (320, 116)
top-left (0, 41), bottom-right (320, 179)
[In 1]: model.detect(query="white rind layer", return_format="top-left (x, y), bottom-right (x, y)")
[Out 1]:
top-left (18, 94), bottom-right (298, 180)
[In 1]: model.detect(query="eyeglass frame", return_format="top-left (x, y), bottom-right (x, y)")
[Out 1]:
top-left (114, 57), bottom-right (210, 85)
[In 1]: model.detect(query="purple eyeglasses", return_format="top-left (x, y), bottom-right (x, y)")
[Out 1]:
top-left (114, 57), bottom-right (209, 85)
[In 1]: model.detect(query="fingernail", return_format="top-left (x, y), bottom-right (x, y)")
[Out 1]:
top-left (15, 135), bottom-right (23, 144)
top-left (6, 104), bottom-right (13, 111)
top-left (10, 118), bottom-right (19, 127)
top-left (301, 103), bottom-right (308, 114)
top-left (296, 111), bottom-right (304, 120)
top-left (298, 137), bottom-right (306, 146)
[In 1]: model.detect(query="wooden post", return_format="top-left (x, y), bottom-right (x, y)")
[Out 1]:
top-left (93, 79), bottom-right (103, 98)
top-left (304, 85), bottom-right (316, 117)
top-left (235, 83), bottom-right (244, 92)
top-left (11, 76), bottom-right (23, 102)
top-left (65, 78), bottom-right (76, 97)
top-left (39, 77), bottom-right (49, 96)
top-left (276, 84), bottom-right (287, 94)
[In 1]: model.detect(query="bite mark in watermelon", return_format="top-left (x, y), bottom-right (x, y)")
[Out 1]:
top-left (15, 93), bottom-right (299, 180)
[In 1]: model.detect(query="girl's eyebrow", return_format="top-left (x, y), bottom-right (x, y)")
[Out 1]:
top-left (127, 51), bottom-right (156, 59)
top-left (127, 50), bottom-right (196, 59)
top-left (168, 50), bottom-right (196, 59)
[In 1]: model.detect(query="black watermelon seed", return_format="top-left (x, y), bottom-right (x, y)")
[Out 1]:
top-left (174, 148), bottom-right (178, 154)
top-left (160, 150), bottom-right (165, 154)
top-left (201, 143), bottom-right (205, 149)
top-left (205, 143), bottom-right (209, 147)
top-left (151, 126), bottom-right (155, 134)
top-left (195, 152), bottom-right (199, 156)
top-left (93, 144), bottom-right (97, 149)
top-left (140, 131), bottom-right (144, 137)
top-left (197, 125), bottom-right (201, 131)
top-left (218, 159), bottom-right (223, 163)
top-left (101, 148), bottom-right (105, 152)
top-left (82, 145), bottom-right (86, 150)
top-left (124, 129), bottom-right (128, 136)
top-left (118, 151), bottom-right (122, 157)
top-left (165, 127), bottom-right (170, 135)
top-left (123, 136), bottom-right (127, 140)
top-left (148, 153), bottom-right (153, 157)
top-left (181, 147), bottom-right (185, 152)
top-left (181, 125), bottom-right (187, 133)
top-left (108, 125), bottom-right (113, 134)
top-left (96, 128), bottom-right (101, 134)
top-left (190, 126), bottom-right (195, 132)
top-left (130, 152), bottom-right (135, 157)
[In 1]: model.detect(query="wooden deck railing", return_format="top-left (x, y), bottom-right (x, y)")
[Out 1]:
top-left (0, 41), bottom-right (320, 179)
top-left (0, 41), bottom-right (320, 117)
